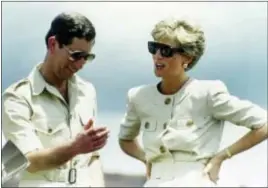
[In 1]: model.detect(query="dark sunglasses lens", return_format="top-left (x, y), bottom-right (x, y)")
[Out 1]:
top-left (148, 42), bottom-right (157, 54)
top-left (71, 52), bottom-right (84, 61)
top-left (161, 47), bottom-right (173, 58)
top-left (85, 54), bottom-right (95, 61)
top-left (71, 52), bottom-right (95, 61)
top-left (148, 42), bottom-right (174, 57)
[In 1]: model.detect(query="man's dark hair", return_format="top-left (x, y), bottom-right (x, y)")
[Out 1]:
top-left (45, 12), bottom-right (96, 48)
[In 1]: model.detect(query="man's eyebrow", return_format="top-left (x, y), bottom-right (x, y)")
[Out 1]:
top-left (68, 47), bottom-right (89, 53)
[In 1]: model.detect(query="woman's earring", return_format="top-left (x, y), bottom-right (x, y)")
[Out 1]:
top-left (183, 63), bottom-right (188, 69)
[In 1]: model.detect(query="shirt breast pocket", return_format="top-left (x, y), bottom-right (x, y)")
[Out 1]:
top-left (32, 118), bottom-right (69, 147)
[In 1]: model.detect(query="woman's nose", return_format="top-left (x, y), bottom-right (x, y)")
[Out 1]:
top-left (154, 49), bottom-right (164, 59)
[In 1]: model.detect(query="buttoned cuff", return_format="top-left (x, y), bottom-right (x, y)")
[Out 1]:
top-left (8, 133), bottom-right (43, 155)
top-left (242, 107), bottom-right (267, 130)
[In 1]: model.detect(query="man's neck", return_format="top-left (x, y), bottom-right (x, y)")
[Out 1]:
top-left (40, 61), bottom-right (67, 90)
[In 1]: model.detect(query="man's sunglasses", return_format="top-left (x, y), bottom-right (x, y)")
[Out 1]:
top-left (64, 46), bottom-right (95, 62)
top-left (148, 41), bottom-right (185, 58)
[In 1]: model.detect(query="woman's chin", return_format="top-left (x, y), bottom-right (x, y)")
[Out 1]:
top-left (154, 69), bottom-right (165, 78)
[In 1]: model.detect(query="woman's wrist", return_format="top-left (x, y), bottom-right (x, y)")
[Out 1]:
top-left (215, 148), bottom-right (232, 162)
top-left (138, 152), bottom-right (147, 164)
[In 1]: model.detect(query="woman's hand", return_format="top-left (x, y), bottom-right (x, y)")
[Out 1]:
top-left (145, 161), bottom-right (152, 180)
top-left (203, 156), bottom-right (224, 184)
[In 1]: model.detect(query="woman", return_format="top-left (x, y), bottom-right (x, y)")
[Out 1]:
top-left (118, 18), bottom-right (267, 187)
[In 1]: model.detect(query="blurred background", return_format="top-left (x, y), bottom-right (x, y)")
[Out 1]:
top-left (1, 2), bottom-right (267, 187)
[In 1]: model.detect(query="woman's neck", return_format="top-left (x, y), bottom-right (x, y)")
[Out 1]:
top-left (160, 74), bottom-right (189, 95)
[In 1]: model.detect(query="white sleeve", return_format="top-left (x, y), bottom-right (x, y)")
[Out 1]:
top-left (118, 88), bottom-right (141, 140)
top-left (208, 80), bottom-right (267, 129)
top-left (2, 91), bottom-right (44, 155)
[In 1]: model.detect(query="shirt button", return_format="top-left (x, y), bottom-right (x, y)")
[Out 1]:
top-left (163, 123), bottom-right (167, 129)
top-left (48, 128), bottom-right (53, 133)
top-left (164, 98), bottom-right (171, 105)
top-left (73, 161), bottom-right (78, 166)
top-left (159, 146), bottom-right (166, 153)
top-left (144, 122), bottom-right (150, 129)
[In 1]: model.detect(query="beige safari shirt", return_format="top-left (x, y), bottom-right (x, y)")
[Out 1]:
top-left (2, 64), bottom-right (99, 186)
top-left (119, 78), bottom-right (267, 163)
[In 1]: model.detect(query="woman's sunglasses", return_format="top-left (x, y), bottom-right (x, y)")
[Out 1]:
top-left (64, 46), bottom-right (95, 62)
top-left (148, 41), bottom-right (184, 58)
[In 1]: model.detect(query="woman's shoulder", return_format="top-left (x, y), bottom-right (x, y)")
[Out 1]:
top-left (127, 84), bottom-right (156, 98)
top-left (191, 78), bottom-right (227, 91)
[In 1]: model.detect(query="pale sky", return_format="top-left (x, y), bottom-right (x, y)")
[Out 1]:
top-left (2, 2), bottom-right (267, 112)
top-left (1, 2), bottom-right (267, 186)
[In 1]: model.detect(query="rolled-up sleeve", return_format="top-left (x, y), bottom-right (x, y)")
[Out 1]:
top-left (208, 80), bottom-right (267, 129)
top-left (118, 88), bottom-right (141, 140)
top-left (2, 91), bottom-right (43, 155)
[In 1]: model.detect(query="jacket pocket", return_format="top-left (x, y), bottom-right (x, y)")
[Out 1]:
top-left (174, 117), bottom-right (197, 130)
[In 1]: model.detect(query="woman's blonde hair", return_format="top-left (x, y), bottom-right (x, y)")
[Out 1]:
top-left (151, 18), bottom-right (205, 71)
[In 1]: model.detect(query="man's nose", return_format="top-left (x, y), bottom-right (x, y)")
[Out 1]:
top-left (74, 59), bottom-right (86, 70)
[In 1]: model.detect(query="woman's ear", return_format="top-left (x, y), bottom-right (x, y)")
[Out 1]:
top-left (183, 63), bottom-right (188, 69)
top-left (185, 55), bottom-right (193, 65)
top-left (183, 55), bottom-right (193, 69)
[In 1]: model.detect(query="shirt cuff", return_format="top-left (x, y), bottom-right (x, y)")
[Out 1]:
top-left (9, 134), bottom-right (43, 155)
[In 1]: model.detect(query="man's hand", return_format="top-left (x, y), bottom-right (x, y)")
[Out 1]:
top-left (71, 119), bottom-right (109, 155)
top-left (23, 119), bottom-right (109, 173)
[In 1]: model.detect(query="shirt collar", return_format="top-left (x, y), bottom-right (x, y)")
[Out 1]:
top-left (27, 63), bottom-right (78, 96)
top-left (27, 63), bottom-right (46, 96)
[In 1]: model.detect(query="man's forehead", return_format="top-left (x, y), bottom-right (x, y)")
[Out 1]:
top-left (69, 37), bottom-right (94, 51)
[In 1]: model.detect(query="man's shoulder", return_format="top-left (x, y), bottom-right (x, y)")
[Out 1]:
top-left (3, 78), bottom-right (32, 97)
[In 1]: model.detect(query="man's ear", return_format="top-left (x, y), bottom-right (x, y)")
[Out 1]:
top-left (47, 36), bottom-right (57, 54)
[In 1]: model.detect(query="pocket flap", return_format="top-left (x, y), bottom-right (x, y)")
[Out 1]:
top-left (33, 118), bottom-right (67, 135)
top-left (176, 118), bottom-right (196, 129)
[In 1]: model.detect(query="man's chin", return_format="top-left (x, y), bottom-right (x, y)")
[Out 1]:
top-left (62, 73), bottom-right (75, 80)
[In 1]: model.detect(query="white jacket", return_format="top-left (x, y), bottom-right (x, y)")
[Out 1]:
top-left (119, 78), bottom-right (267, 163)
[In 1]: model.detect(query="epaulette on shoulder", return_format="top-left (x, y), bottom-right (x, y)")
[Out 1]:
top-left (8, 78), bottom-right (29, 92)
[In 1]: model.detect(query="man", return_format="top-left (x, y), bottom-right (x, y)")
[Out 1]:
top-left (2, 12), bottom-right (109, 187)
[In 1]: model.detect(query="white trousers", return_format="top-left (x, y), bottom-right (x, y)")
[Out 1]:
top-left (144, 160), bottom-right (218, 187)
